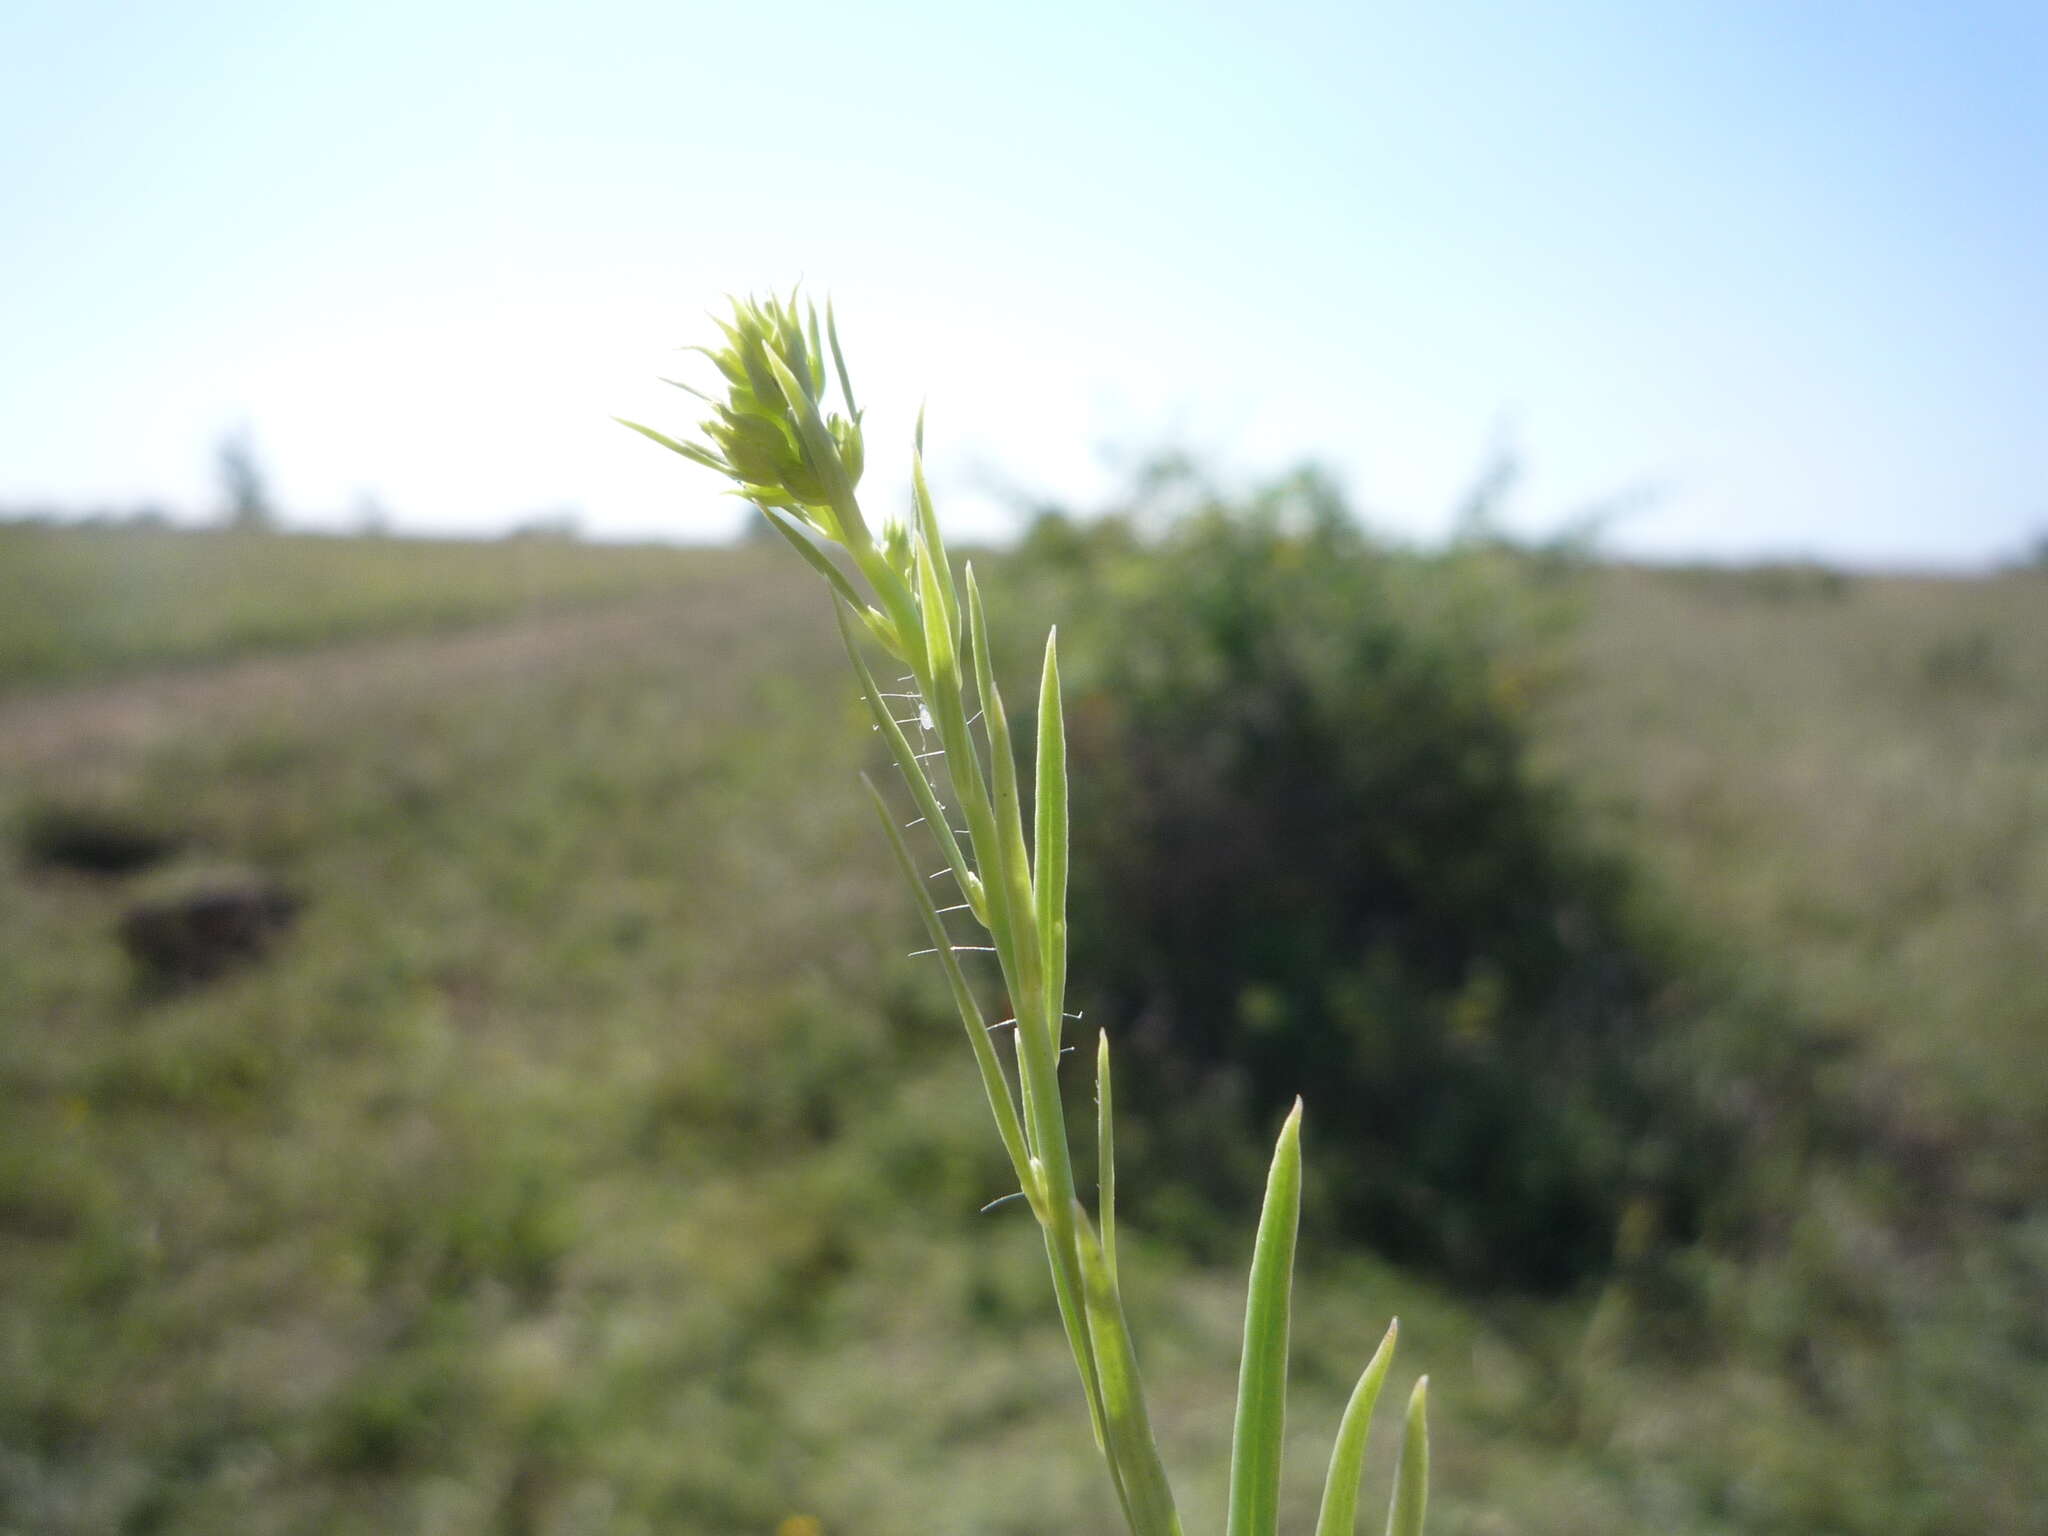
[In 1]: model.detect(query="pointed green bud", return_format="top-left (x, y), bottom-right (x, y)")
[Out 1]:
top-left (831, 412), bottom-right (865, 488)
top-left (636, 292), bottom-right (865, 528)
top-left (882, 516), bottom-right (914, 579)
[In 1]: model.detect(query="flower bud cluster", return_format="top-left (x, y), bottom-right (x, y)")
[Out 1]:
top-left (620, 292), bottom-right (938, 665)
top-left (671, 293), bottom-right (866, 542)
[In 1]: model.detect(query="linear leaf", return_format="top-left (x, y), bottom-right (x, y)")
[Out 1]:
top-left (860, 773), bottom-right (1032, 1192)
top-left (914, 586), bottom-right (1011, 1007)
top-left (1096, 1029), bottom-right (1117, 1289)
top-left (966, 566), bottom-right (1042, 1009)
top-left (657, 376), bottom-right (720, 405)
top-left (764, 508), bottom-right (863, 611)
top-left (1039, 1161), bottom-right (1115, 1469)
top-left (1076, 1208), bottom-right (1184, 1536)
top-left (1034, 628), bottom-right (1069, 1022)
top-left (834, 602), bottom-right (971, 893)
top-left (804, 301), bottom-right (825, 399)
top-left (826, 297), bottom-right (857, 417)
top-left (911, 448), bottom-right (959, 642)
top-left (1385, 1378), bottom-right (1429, 1536)
top-left (1227, 1100), bottom-right (1304, 1536)
top-left (914, 536), bottom-right (959, 692)
top-left (1312, 1321), bottom-right (1399, 1536)
top-left (614, 416), bottom-right (716, 466)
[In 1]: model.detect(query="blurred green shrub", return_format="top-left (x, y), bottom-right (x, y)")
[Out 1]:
top-left (1003, 465), bottom-right (1737, 1291)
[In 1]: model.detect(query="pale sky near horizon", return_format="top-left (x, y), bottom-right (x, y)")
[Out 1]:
top-left (2, 1), bottom-right (2043, 567)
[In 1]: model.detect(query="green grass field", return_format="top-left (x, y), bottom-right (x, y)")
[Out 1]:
top-left (0, 522), bottom-right (714, 695)
top-left (3, 526), bottom-right (2044, 1534)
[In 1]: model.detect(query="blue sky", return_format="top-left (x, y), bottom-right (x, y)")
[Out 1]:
top-left (2, 0), bottom-right (2043, 564)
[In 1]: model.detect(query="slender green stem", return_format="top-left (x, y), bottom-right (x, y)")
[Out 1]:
top-left (861, 774), bottom-right (1034, 1203)
top-left (629, 293), bottom-right (1430, 1536)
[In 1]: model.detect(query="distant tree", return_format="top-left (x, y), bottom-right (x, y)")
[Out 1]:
top-left (217, 429), bottom-right (276, 531)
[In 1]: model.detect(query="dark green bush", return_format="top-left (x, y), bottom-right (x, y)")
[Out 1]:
top-left (1003, 466), bottom-right (1737, 1291)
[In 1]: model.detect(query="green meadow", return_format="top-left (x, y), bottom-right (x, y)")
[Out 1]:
top-left (3, 520), bottom-right (2044, 1534)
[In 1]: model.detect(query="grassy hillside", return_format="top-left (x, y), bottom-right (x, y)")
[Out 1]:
top-left (2, 526), bottom-right (2043, 1533)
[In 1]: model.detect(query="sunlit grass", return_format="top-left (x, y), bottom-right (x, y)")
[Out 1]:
top-left (0, 521), bottom-right (712, 692)
top-left (0, 375), bottom-right (2043, 1532)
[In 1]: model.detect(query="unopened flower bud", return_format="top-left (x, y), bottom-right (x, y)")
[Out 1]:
top-left (672, 293), bottom-right (866, 531)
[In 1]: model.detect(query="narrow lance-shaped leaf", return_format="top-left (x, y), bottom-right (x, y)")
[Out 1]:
top-left (915, 535), bottom-right (961, 695)
top-left (764, 507), bottom-right (865, 613)
top-left (1227, 1100), bottom-right (1304, 1536)
top-left (615, 415), bottom-right (721, 469)
top-left (998, 919), bottom-right (1108, 1490)
top-left (804, 302), bottom-right (825, 399)
top-left (911, 445), bottom-right (959, 645)
top-left (1076, 1207), bottom-right (1184, 1536)
top-left (826, 297), bottom-right (857, 418)
top-left (859, 773), bottom-right (1034, 1202)
top-left (1312, 1321), bottom-right (1400, 1536)
top-left (912, 580), bottom-right (1022, 1101)
top-left (1035, 1158), bottom-right (1116, 1467)
top-left (962, 571), bottom-right (1085, 1369)
top-left (1096, 1028), bottom-right (1118, 1290)
top-left (1034, 628), bottom-right (1070, 1023)
top-left (1034, 1112), bottom-right (1109, 1423)
top-left (656, 375), bottom-right (720, 405)
top-left (834, 602), bottom-right (972, 905)
top-left (966, 566), bottom-right (1043, 1011)
top-left (1385, 1378), bottom-right (1429, 1536)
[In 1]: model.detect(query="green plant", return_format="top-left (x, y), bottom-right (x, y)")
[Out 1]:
top-left (999, 486), bottom-right (1730, 1291)
top-left (623, 294), bottom-right (1431, 1535)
